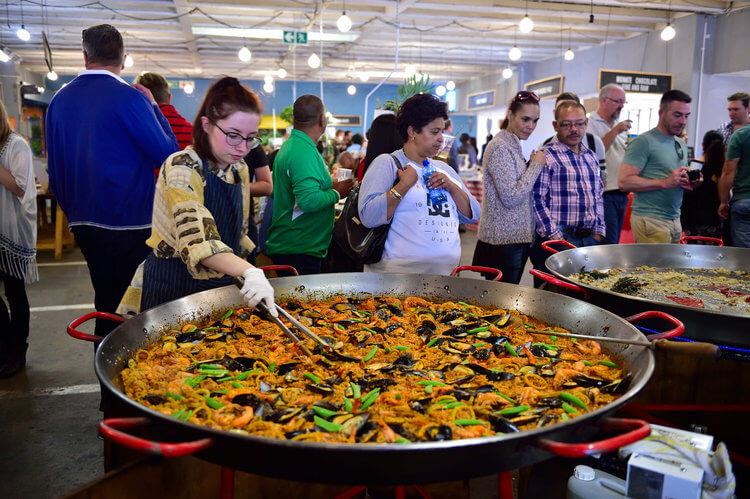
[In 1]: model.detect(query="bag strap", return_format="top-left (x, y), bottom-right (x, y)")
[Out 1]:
top-left (389, 152), bottom-right (405, 188)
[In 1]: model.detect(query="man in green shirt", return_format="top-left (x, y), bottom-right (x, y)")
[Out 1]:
top-left (718, 124), bottom-right (750, 247)
top-left (619, 90), bottom-right (702, 243)
top-left (266, 95), bottom-right (354, 274)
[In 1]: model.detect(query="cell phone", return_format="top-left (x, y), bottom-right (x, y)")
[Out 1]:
top-left (687, 160), bottom-right (703, 181)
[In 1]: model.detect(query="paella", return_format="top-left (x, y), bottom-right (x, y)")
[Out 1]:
top-left (121, 296), bottom-right (631, 444)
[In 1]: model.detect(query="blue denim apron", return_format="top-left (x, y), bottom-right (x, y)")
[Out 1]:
top-left (141, 160), bottom-right (243, 311)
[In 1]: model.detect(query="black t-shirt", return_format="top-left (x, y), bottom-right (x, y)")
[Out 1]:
top-left (244, 145), bottom-right (269, 171)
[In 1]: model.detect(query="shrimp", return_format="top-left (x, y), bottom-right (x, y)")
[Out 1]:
top-left (403, 297), bottom-right (431, 311)
top-left (475, 392), bottom-right (512, 408)
top-left (572, 361), bottom-right (586, 372)
top-left (560, 352), bottom-right (581, 361)
top-left (575, 340), bottom-right (602, 355)
top-left (553, 368), bottom-right (580, 390)
top-left (212, 405), bottom-right (254, 428)
top-left (518, 387), bottom-right (541, 405)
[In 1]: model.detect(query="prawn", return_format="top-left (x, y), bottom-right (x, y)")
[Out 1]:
top-left (575, 340), bottom-right (602, 355)
top-left (212, 405), bottom-right (254, 428)
top-left (553, 368), bottom-right (580, 389)
top-left (518, 387), bottom-right (541, 405)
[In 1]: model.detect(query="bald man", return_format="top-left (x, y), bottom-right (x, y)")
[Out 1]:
top-left (266, 95), bottom-right (354, 274)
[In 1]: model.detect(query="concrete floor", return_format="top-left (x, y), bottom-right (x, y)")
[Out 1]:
top-left (0, 229), bottom-right (537, 498)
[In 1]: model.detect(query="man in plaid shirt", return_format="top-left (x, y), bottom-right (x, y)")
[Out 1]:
top-left (530, 101), bottom-right (605, 284)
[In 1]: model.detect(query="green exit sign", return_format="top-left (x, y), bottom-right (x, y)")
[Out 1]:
top-left (282, 31), bottom-right (308, 45)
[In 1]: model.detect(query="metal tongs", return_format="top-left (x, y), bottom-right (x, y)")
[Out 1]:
top-left (233, 277), bottom-right (329, 357)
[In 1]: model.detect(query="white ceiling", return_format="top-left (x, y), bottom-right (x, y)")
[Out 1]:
top-left (1, 0), bottom-right (747, 84)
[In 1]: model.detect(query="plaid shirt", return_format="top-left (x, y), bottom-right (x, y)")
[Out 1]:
top-left (533, 136), bottom-right (605, 239)
top-left (719, 121), bottom-right (735, 145)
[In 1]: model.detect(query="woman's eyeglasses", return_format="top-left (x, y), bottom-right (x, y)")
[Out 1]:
top-left (514, 91), bottom-right (540, 103)
top-left (212, 121), bottom-right (261, 149)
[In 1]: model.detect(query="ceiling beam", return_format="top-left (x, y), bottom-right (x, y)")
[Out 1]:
top-left (173, 0), bottom-right (204, 73)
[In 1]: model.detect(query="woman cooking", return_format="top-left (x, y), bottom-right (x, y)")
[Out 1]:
top-left (118, 77), bottom-right (275, 317)
top-left (472, 91), bottom-right (546, 284)
top-left (358, 93), bottom-right (480, 275)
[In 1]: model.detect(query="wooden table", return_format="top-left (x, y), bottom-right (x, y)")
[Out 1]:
top-left (36, 192), bottom-right (75, 259)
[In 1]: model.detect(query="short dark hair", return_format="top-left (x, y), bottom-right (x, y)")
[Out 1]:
top-left (395, 93), bottom-right (449, 141)
top-left (363, 113), bottom-right (402, 171)
top-left (555, 92), bottom-right (580, 105)
top-left (193, 76), bottom-right (263, 163)
top-left (134, 72), bottom-right (170, 104)
top-left (293, 95), bottom-right (325, 129)
top-left (660, 89), bottom-right (691, 110)
top-left (445, 119), bottom-right (452, 128)
top-left (351, 133), bottom-right (364, 145)
top-left (728, 92), bottom-right (750, 108)
top-left (82, 24), bottom-right (124, 67)
top-left (554, 101), bottom-right (586, 121)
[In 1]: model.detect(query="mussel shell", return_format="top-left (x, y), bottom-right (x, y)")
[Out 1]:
top-left (451, 375), bottom-right (476, 384)
top-left (473, 348), bottom-right (491, 360)
top-left (537, 397), bottom-right (563, 408)
top-left (475, 384), bottom-right (499, 393)
top-left (285, 429), bottom-right (311, 439)
top-left (333, 302), bottom-right (357, 312)
top-left (421, 320), bottom-right (437, 331)
top-left (364, 378), bottom-right (399, 389)
top-left (266, 407), bottom-right (303, 424)
top-left (393, 353), bottom-right (415, 367)
top-left (571, 374), bottom-right (607, 388)
top-left (439, 310), bottom-right (463, 324)
top-left (143, 394), bottom-right (167, 405)
top-left (338, 413), bottom-right (371, 435)
top-left (440, 341), bottom-right (476, 355)
top-left (415, 326), bottom-right (434, 338)
top-left (601, 372), bottom-right (632, 394)
top-left (424, 425), bottom-right (453, 441)
top-left (306, 383), bottom-right (334, 395)
top-left (375, 309), bottom-right (391, 321)
top-left (444, 389), bottom-right (473, 400)
top-left (275, 362), bottom-right (301, 376)
top-left (175, 330), bottom-right (204, 343)
top-left (385, 324), bottom-right (403, 334)
top-left (537, 414), bottom-right (559, 427)
top-left (508, 414), bottom-right (540, 426)
top-left (324, 350), bottom-right (361, 362)
top-left (489, 414), bottom-right (520, 433)
top-left (313, 400), bottom-right (339, 411)
top-left (285, 300), bottom-right (303, 311)
top-left (232, 394), bottom-right (272, 418)
top-left (326, 375), bottom-right (345, 385)
top-left (224, 356), bottom-right (263, 371)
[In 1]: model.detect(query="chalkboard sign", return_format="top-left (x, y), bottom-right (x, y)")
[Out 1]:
top-left (524, 75), bottom-right (564, 100)
top-left (467, 90), bottom-right (495, 110)
top-left (330, 115), bottom-right (361, 126)
top-left (599, 70), bottom-right (672, 94)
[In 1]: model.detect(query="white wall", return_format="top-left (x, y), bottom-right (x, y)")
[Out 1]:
top-left (694, 73), bottom-right (750, 146)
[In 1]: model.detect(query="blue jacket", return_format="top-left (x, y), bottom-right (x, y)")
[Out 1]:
top-left (46, 71), bottom-right (178, 229)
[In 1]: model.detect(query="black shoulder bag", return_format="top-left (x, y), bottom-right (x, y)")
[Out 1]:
top-left (331, 153), bottom-right (403, 266)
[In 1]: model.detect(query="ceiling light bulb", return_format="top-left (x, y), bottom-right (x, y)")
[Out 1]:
top-left (47, 70), bottom-right (58, 81)
top-left (508, 46), bottom-right (522, 61)
top-left (308, 53), bottom-right (321, 68)
top-left (277, 68), bottom-right (287, 78)
top-left (519, 16), bottom-right (534, 33)
top-left (564, 49), bottom-right (575, 61)
top-left (446, 80), bottom-right (455, 91)
top-left (263, 81), bottom-right (274, 93)
top-left (502, 67), bottom-right (513, 79)
top-left (0, 51), bottom-right (9, 63)
top-left (435, 85), bottom-right (446, 97)
top-left (37, 86), bottom-right (44, 93)
top-left (661, 24), bottom-right (676, 41)
top-left (347, 84), bottom-right (356, 95)
top-left (359, 72), bottom-right (369, 82)
top-left (238, 46), bottom-right (252, 62)
top-left (404, 63), bottom-right (416, 76)
top-left (183, 82), bottom-right (194, 95)
top-left (124, 54), bottom-right (134, 68)
top-left (337, 13), bottom-right (352, 33)
top-left (17, 25), bottom-right (30, 41)
top-left (264, 74), bottom-right (274, 84)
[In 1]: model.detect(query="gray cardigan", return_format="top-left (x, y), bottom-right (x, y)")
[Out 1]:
top-left (477, 130), bottom-right (544, 245)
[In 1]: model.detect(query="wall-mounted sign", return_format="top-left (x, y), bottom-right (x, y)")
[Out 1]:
top-left (599, 70), bottom-right (672, 94)
top-left (283, 30), bottom-right (308, 45)
top-left (330, 115), bottom-right (361, 126)
top-left (467, 90), bottom-right (495, 111)
top-left (524, 75), bottom-right (564, 100)
top-left (167, 80), bottom-right (195, 90)
top-left (446, 90), bottom-right (457, 112)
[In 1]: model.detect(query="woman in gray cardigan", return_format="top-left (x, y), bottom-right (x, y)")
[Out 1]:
top-left (472, 91), bottom-right (546, 284)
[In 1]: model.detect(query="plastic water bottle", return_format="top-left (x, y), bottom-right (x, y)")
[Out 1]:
top-left (421, 159), bottom-right (448, 205)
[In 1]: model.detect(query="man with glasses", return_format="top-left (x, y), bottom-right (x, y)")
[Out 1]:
top-left (588, 83), bottom-right (632, 244)
top-left (266, 95), bottom-right (354, 275)
top-left (46, 24), bottom-right (178, 338)
top-left (530, 101), bottom-right (605, 281)
top-left (619, 90), bottom-right (701, 243)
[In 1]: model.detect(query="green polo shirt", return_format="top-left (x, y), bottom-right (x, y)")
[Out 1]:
top-left (623, 128), bottom-right (688, 220)
top-left (727, 124), bottom-right (750, 201)
top-left (266, 129), bottom-right (339, 258)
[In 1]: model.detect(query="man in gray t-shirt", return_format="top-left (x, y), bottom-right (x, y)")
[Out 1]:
top-left (588, 83), bottom-right (631, 244)
top-left (619, 90), bottom-right (702, 243)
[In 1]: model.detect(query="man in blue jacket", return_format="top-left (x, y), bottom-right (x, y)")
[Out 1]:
top-left (46, 24), bottom-right (178, 337)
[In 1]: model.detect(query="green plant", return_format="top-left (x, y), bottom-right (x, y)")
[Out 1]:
top-left (382, 75), bottom-right (435, 111)
top-left (280, 105), bottom-right (294, 124)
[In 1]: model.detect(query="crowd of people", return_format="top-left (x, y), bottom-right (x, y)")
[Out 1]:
top-left (1, 22), bottom-right (749, 378)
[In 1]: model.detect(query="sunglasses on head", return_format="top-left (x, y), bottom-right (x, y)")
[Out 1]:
top-left (514, 91), bottom-right (540, 103)
top-left (674, 139), bottom-right (684, 160)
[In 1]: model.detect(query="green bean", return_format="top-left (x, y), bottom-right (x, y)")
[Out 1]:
top-left (425, 337), bottom-right (440, 348)
top-left (561, 402), bottom-right (580, 414)
top-left (304, 373), bottom-right (321, 384)
top-left (505, 342), bottom-right (519, 357)
top-left (314, 416), bottom-right (343, 432)
top-left (418, 380), bottom-right (447, 387)
top-left (236, 369), bottom-right (260, 380)
top-left (497, 405), bottom-right (529, 416)
top-left (454, 419), bottom-right (488, 426)
top-left (204, 396), bottom-right (224, 410)
top-left (362, 326), bottom-right (377, 334)
top-left (360, 389), bottom-right (381, 410)
top-left (166, 392), bottom-right (184, 400)
top-left (497, 391), bottom-right (517, 404)
top-left (424, 385), bottom-right (433, 394)
top-left (468, 325), bottom-right (490, 334)
top-left (312, 406), bottom-right (338, 419)
top-left (350, 382), bottom-right (361, 399)
top-left (268, 361), bottom-right (276, 373)
top-left (231, 382), bottom-right (243, 389)
top-left (473, 342), bottom-right (487, 348)
top-left (581, 360), bottom-right (592, 367)
top-left (445, 402), bottom-right (466, 409)
top-left (394, 345), bottom-right (410, 352)
top-left (179, 409), bottom-right (194, 421)
top-left (184, 325), bottom-right (197, 333)
top-left (561, 412), bottom-right (570, 421)
top-left (458, 301), bottom-right (471, 308)
top-left (172, 408), bottom-right (186, 419)
top-left (363, 346), bottom-right (378, 362)
top-left (183, 374), bottom-right (207, 388)
top-left (220, 309), bottom-right (233, 320)
top-left (597, 360), bottom-right (619, 369)
top-left (343, 398), bottom-right (353, 412)
top-left (394, 437), bottom-right (411, 444)
top-left (560, 392), bottom-right (588, 412)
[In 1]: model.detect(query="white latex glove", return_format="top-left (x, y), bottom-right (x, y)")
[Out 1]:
top-left (240, 268), bottom-right (277, 317)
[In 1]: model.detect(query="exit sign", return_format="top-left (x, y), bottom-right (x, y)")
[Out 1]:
top-left (283, 31), bottom-right (308, 45)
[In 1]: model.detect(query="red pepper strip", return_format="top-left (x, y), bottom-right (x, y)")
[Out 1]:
top-left (666, 296), bottom-right (704, 309)
top-left (707, 286), bottom-right (746, 298)
top-left (522, 346), bottom-right (536, 364)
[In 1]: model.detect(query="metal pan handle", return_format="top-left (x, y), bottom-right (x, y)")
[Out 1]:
top-left (99, 417), bottom-right (212, 457)
top-left (258, 265), bottom-right (299, 276)
top-left (67, 311), bottom-right (125, 343)
top-left (541, 239), bottom-right (578, 255)
top-left (451, 266), bottom-right (503, 281)
top-left (625, 311), bottom-right (684, 340)
top-left (680, 235), bottom-right (723, 246)
top-left (529, 270), bottom-right (590, 299)
top-left (536, 417), bottom-right (650, 458)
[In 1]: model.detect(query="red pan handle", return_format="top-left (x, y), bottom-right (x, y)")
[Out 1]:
top-left (680, 235), bottom-right (723, 246)
top-left (451, 266), bottom-right (503, 282)
top-left (529, 270), bottom-right (590, 299)
top-left (537, 417), bottom-right (650, 458)
top-left (541, 239), bottom-right (578, 255)
top-left (625, 311), bottom-right (685, 340)
top-left (259, 265), bottom-right (299, 276)
top-left (99, 417), bottom-right (212, 457)
top-left (67, 311), bottom-right (125, 343)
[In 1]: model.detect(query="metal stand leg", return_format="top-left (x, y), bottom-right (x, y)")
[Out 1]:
top-left (220, 467), bottom-right (234, 499)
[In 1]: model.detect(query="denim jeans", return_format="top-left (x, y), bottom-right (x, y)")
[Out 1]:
top-left (730, 198), bottom-right (750, 248)
top-left (602, 190), bottom-right (629, 245)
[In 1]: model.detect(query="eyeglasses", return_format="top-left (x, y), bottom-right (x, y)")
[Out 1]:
top-left (605, 96), bottom-right (627, 106)
top-left (674, 139), bottom-right (684, 160)
top-left (513, 90), bottom-right (540, 103)
top-left (557, 120), bottom-right (587, 130)
top-left (212, 121), bottom-right (261, 149)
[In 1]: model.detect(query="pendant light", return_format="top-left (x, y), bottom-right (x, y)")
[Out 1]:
top-left (359, 72), bottom-right (369, 82)
top-left (347, 84), bottom-right (356, 95)
top-left (519, 0), bottom-right (534, 33)
top-left (508, 26), bottom-right (521, 62)
top-left (124, 54), bottom-right (134, 68)
top-left (404, 63), bottom-right (416, 76)
top-left (183, 82), bottom-right (194, 95)
top-left (308, 53), bottom-right (321, 68)
top-left (264, 74), bottom-right (274, 85)
top-left (17, 2), bottom-right (30, 41)
top-left (502, 67), bottom-right (513, 79)
top-left (564, 28), bottom-right (575, 60)
top-left (446, 80), bottom-right (455, 91)
top-left (337, 0), bottom-right (352, 33)
top-left (0, 50), bottom-right (10, 63)
top-left (661, 0), bottom-right (676, 41)
top-left (277, 67), bottom-right (287, 78)
top-left (238, 46), bottom-right (252, 62)
top-left (47, 70), bottom-right (58, 81)
top-left (435, 85), bottom-right (447, 97)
